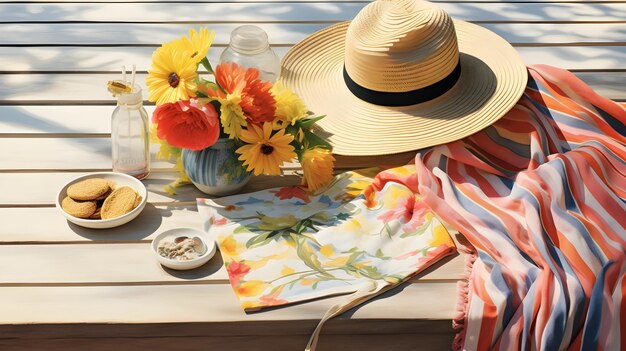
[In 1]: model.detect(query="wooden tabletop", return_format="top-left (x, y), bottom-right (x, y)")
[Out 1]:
top-left (1, 0), bottom-right (624, 350)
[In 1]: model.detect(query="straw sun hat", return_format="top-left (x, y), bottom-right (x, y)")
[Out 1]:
top-left (281, 0), bottom-right (528, 156)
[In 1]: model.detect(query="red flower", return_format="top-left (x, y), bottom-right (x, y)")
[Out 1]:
top-left (271, 186), bottom-right (311, 203)
top-left (378, 195), bottom-right (430, 231)
top-left (212, 62), bottom-right (276, 124)
top-left (152, 99), bottom-right (219, 150)
top-left (226, 261), bottom-right (251, 287)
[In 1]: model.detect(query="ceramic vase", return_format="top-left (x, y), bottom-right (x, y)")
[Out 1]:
top-left (181, 138), bottom-right (251, 196)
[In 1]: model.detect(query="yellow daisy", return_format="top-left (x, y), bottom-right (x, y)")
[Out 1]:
top-left (236, 123), bottom-right (296, 176)
top-left (271, 81), bottom-right (308, 129)
top-left (182, 27), bottom-right (215, 64)
top-left (301, 147), bottom-right (335, 192)
top-left (146, 41), bottom-right (198, 105)
top-left (219, 93), bottom-right (247, 139)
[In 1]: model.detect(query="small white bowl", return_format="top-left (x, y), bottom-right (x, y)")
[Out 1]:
top-left (56, 172), bottom-right (148, 229)
top-left (151, 228), bottom-right (216, 270)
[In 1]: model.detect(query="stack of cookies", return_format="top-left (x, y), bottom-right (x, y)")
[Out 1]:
top-left (61, 178), bottom-right (142, 220)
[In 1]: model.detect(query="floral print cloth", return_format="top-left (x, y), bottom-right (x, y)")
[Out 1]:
top-left (197, 166), bottom-right (456, 311)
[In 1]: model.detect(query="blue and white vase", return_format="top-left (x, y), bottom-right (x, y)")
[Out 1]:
top-left (182, 138), bottom-right (251, 196)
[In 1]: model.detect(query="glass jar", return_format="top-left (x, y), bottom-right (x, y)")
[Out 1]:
top-left (220, 25), bottom-right (281, 82)
top-left (111, 85), bottom-right (150, 180)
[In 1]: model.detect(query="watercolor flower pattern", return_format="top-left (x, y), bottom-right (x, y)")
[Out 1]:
top-left (197, 166), bottom-right (456, 311)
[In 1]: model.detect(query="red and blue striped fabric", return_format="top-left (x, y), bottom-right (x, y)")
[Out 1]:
top-left (395, 65), bottom-right (625, 349)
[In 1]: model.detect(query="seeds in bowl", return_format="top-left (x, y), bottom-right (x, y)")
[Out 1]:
top-left (157, 236), bottom-right (207, 261)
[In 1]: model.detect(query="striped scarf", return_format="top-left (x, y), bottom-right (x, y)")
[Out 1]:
top-left (403, 65), bottom-right (625, 349)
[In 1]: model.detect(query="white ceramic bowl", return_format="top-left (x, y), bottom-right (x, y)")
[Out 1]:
top-left (56, 172), bottom-right (148, 229)
top-left (151, 228), bottom-right (216, 270)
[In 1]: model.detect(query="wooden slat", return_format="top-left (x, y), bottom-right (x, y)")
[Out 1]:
top-left (0, 334), bottom-right (454, 351)
top-left (1, 72), bottom-right (624, 105)
top-left (0, 244), bottom-right (464, 283)
top-left (0, 138), bottom-right (414, 171)
top-left (1, 44), bottom-right (624, 77)
top-left (0, 106), bottom-right (148, 135)
top-left (1, 23), bottom-right (624, 47)
top-left (0, 205), bottom-right (202, 243)
top-left (0, 283), bottom-right (458, 323)
top-left (0, 171), bottom-right (302, 205)
top-left (0, 3), bottom-right (624, 23)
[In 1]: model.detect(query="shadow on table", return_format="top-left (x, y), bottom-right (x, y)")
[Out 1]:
top-left (162, 253), bottom-right (225, 281)
top-left (67, 203), bottom-right (166, 241)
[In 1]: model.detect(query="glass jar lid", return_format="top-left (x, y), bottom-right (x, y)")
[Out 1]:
top-left (229, 25), bottom-right (270, 55)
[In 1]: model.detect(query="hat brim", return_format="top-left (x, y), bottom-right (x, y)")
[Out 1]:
top-left (281, 20), bottom-right (528, 156)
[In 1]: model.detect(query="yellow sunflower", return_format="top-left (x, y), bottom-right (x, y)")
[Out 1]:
top-left (271, 81), bottom-right (308, 129)
top-left (146, 41), bottom-right (198, 105)
top-left (301, 147), bottom-right (335, 192)
top-left (236, 123), bottom-right (296, 176)
top-left (219, 93), bottom-right (247, 139)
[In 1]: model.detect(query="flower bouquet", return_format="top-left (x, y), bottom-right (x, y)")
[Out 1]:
top-left (145, 28), bottom-right (335, 195)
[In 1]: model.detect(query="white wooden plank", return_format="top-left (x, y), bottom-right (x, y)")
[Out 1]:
top-left (1, 23), bottom-right (623, 47)
top-left (0, 106), bottom-right (142, 135)
top-left (0, 45), bottom-right (623, 79)
top-left (0, 205), bottom-right (202, 242)
top-left (0, 244), bottom-right (464, 283)
top-left (0, 171), bottom-right (300, 205)
top-left (0, 171), bottom-right (205, 205)
top-left (0, 72), bottom-right (623, 105)
top-left (0, 282), bottom-right (458, 324)
top-left (0, 23), bottom-right (323, 46)
top-left (0, 3), bottom-right (624, 23)
top-left (0, 45), bottom-right (288, 73)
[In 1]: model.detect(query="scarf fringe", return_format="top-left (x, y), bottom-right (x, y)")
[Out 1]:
top-left (452, 248), bottom-right (477, 351)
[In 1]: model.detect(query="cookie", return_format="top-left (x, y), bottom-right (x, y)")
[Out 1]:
top-left (89, 207), bottom-right (102, 220)
top-left (107, 180), bottom-right (118, 191)
top-left (95, 188), bottom-right (112, 201)
top-left (61, 196), bottom-right (97, 219)
top-left (133, 194), bottom-right (142, 209)
top-left (101, 186), bottom-right (137, 219)
top-left (67, 178), bottom-right (110, 201)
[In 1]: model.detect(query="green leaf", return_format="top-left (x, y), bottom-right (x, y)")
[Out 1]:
top-left (245, 231), bottom-right (275, 248)
top-left (295, 236), bottom-right (333, 278)
top-left (302, 129), bottom-right (332, 150)
top-left (381, 223), bottom-right (394, 240)
top-left (399, 222), bottom-right (431, 238)
top-left (359, 265), bottom-right (384, 280)
top-left (375, 249), bottom-right (385, 259)
top-left (200, 57), bottom-right (215, 75)
top-left (199, 80), bottom-right (221, 92)
top-left (296, 115), bottom-right (326, 128)
top-left (233, 226), bottom-right (253, 235)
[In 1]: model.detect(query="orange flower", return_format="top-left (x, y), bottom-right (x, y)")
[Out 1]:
top-left (212, 63), bottom-right (276, 124)
top-left (214, 62), bottom-right (257, 96)
top-left (259, 289), bottom-right (288, 307)
top-left (240, 79), bottom-right (276, 124)
top-left (271, 186), bottom-right (311, 203)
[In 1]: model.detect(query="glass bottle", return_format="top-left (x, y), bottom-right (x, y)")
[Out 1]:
top-left (111, 85), bottom-right (150, 180)
top-left (220, 25), bottom-right (281, 82)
